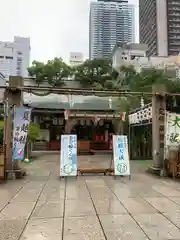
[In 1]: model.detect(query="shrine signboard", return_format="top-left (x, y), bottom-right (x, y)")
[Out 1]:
top-left (60, 135), bottom-right (77, 177)
top-left (12, 107), bottom-right (32, 160)
top-left (113, 135), bottom-right (130, 176)
top-left (164, 111), bottom-right (180, 158)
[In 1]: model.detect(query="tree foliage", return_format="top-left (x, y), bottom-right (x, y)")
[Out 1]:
top-left (28, 122), bottom-right (40, 142)
top-left (28, 58), bottom-right (71, 86)
top-left (28, 56), bottom-right (180, 112)
top-left (112, 65), bottom-right (180, 112)
top-left (73, 58), bottom-right (118, 88)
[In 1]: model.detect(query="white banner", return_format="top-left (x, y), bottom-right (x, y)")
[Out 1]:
top-left (113, 135), bottom-right (130, 176)
top-left (60, 135), bottom-right (77, 176)
top-left (13, 107), bottom-right (32, 160)
top-left (164, 111), bottom-right (180, 158)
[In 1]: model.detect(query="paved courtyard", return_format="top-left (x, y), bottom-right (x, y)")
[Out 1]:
top-left (1, 154), bottom-right (180, 239)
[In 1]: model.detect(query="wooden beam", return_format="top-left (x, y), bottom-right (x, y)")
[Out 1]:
top-left (0, 84), bottom-right (178, 97)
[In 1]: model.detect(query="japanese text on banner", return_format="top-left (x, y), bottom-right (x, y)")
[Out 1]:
top-left (13, 107), bottom-right (31, 161)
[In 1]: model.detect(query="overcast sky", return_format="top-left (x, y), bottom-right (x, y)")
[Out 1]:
top-left (0, 0), bottom-right (139, 63)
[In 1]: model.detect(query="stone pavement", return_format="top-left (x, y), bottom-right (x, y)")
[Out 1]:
top-left (1, 155), bottom-right (180, 239)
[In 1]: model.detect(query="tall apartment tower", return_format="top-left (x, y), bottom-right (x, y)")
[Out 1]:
top-left (0, 36), bottom-right (30, 79)
top-left (89, 1), bottom-right (135, 59)
top-left (139, 0), bottom-right (180, 57)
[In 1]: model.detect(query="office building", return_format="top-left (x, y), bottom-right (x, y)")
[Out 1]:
top-left (112, 42), bottom-right (180, 78)
top-left (89, 1), bottom-right (135, 59)
top-left (139, 0), bottom-right (180, 57)
top-left (0, 36), bottom-right (30, 79)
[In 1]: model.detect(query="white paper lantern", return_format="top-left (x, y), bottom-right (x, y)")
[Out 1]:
top-left (99, 119), bottom-right (104, 126)
top-left (86, 119), bottom-right (90, 125)
top-left (34, 116), bottom-right (38, 124)
top-left (59, 118), bottom-right (64, 125)
top-left (80, 119), bottom-right (85, 125)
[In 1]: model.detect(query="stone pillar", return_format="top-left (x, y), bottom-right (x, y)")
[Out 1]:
top-left (5, 76), bottom-right (23, 171)
top-left (152, 85), bottom-right (166, 171)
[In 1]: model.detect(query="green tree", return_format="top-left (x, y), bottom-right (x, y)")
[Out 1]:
top-left (74, 58), bottom-right (118, 88)
top-left (28, 122), bottom-right (40, 142)
top-left (114, 66), bottom-right (173, 111)
top-left (110, 66), bottom-right (174, 133)
top-left (28, 58), bottom-right (71, 87)
top-left (27, 61), bottom-right (45, 85)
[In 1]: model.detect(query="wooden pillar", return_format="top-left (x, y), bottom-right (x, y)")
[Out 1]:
top-left (5, 76), bottom-right (23, 171)
top-left (113, 119), bottom-right (124, 135)
top-left (65, 120), bottom-right (70, 134)
top-left (152, 85), bottom-right (166, 171)
top-left (65, 119), bottom-right (74, 134)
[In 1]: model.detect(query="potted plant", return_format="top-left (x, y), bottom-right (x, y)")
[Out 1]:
top-left (25, 122), bottom-right (40, 162)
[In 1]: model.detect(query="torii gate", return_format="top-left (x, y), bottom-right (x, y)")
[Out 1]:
top-left (128, 85), bottom-right (166, 174)
top-left (3, 76), bottom-right (167, 179)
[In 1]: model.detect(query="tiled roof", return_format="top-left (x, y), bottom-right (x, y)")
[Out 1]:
top-left (25, 95), bottom-right (119, 110)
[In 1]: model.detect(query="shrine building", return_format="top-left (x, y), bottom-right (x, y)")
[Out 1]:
top-left (24, 94), bottom-right (125, 154)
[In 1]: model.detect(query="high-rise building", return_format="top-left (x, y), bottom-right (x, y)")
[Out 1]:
top-left (139, 0), bottom-right (180, 57)
top-left (0, 36), bottom-right (30, 79)
top-left (89, 1), bottom-right (135, 59)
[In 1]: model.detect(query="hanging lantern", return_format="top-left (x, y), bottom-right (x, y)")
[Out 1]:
top-left (99, 119), bottom-right (104, 126)
top-left (59, 118), bottom-right (64, 125)
top-left (108, 97), bottom-right (112, 109)
top-left (86, 119), bottom-right (90, 125)
top-left (93, 115), bottom-right (100, 125)
top-left (120, 112), bottom-right (126, 121)
top-left (52, 117), bottom-right (57, 125)
top-left (80, 119), bottom-right (85, 125)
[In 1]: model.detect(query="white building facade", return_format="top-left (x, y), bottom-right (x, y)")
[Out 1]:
top-left (112, 42), bottom-right (180, 78)
top-left (0, 36), bottom-right (30, 79)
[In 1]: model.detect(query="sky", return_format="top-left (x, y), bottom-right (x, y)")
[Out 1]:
top-left (0, 0), bottom-right (139, 64)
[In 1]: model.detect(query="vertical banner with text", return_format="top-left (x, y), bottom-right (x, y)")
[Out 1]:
top-left (60, 135), bottom-right (77, 177)
top-left (113, 135), bottom-right (130, 176)
top-left (12, 107), bottom-right (32, 161)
